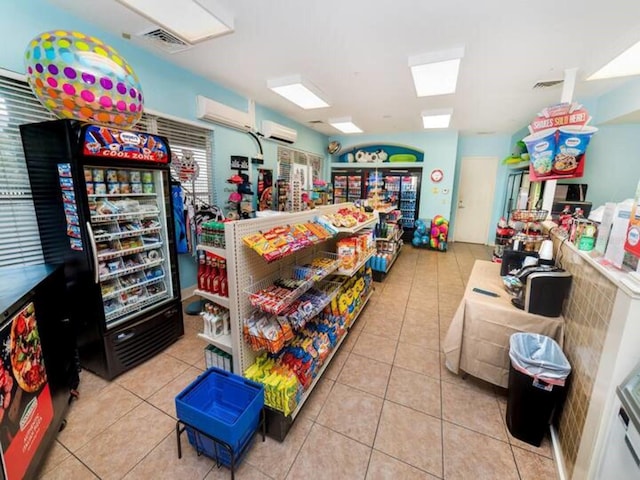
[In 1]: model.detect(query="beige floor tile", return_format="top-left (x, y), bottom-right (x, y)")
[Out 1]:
top-left (352, 332), bottom-right (397, 364)
top-left (338, 353), bottom-right (391, 398)
top-left (366, 450), bottom-right (439, 480)
top-left (286, 424), bottom-right (371, 480)
top-left (39, 454), bottom-right (99, 480)
top-left (341, 327), bottom-right (361, 352)
top-left (205, 462), bottom-right (271, 480)
top-left (115, 353), bottom-right (191, 399)
top-left (245, 417), bottom-right (313, 479)
top-left (363, 316), bottom-right (403, 340)
top-left (512, 446), bottom-right (558, 480)
top-left (58, 383), bottom-right (142, 452)
top-left (323, 346), bottom-right (350, 381)
top-left (78, 369), bottom-right (110, 399)
top-left (442, 381), bottom-right (507, 441)
top-left (406, 296), bottom-right (439, 311)
top-left (193, 355), bottom-right (207, 371)
top-left (393, 343), bottom-right (440, 380)
top-left (399, 321), bottom-right (439, 352)
top-left (374, 401), bottom-right (442, 477)
top-left (123, 431), bottom-right (214, 479)
top-left (163, 333), bottom-right (207, 365)
top-left (298, 377), bottom-right (334, 421)
top-left (317, 382), bottom-right (383, 446)
top-left (75, 402), bottom-right (175, 480)
top-left (147, 366), bottom-right (203, 418)
top-left (404, 307), bottom-right (439, 326)
top-left (349, 313), bottom-right (369, 335)
top-left (386, 366), bottom-right (441, 418)
top-left (440, 354), bottom-right (471, 388)
top-left (37, 440), bottom-right (71, 476)
top-left (443, 422), bottom-right (518, 480)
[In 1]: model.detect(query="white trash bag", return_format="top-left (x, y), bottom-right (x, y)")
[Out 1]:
top-left (509, 333), bottom-right (571, 386)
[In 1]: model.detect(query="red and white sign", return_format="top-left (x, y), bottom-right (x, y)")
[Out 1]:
top-left (529, 103), bottom-right (590, 133)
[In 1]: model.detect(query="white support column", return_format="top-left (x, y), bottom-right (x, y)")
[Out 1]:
top-left (542, 68), bottom-right (578, 217)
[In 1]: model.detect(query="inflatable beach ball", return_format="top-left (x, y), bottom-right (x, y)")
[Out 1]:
top-left (24, 30), bottom-right (144, 128)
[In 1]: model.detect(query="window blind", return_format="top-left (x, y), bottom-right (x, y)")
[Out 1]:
top-left (0, 76), bottom-right (54, 267)
top-left (0, 74), bottom-right (214, 268)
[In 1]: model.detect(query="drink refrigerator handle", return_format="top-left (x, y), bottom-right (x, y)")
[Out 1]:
top-left (86, 221), bottom-right (100, 284)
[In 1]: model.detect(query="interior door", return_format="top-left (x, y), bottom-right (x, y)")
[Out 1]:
top-left (454, 156), bottom-right (499, 244)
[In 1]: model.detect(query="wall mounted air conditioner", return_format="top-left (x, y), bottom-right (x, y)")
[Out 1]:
top-left (262, 120), bottom-right (297, 144)
top-left (196, 95), bottom-right (252, 131)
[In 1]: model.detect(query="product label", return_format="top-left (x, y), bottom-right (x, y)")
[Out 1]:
top-left (82, 125), bottom-right (169, 163)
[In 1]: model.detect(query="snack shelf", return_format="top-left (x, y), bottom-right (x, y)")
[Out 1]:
top-left (194, 289), bottom-right (230, 309)
top-left (102, 275), bottom-right (165, 300)
top-left (244, 252), bottom-right (340, 315)
top-left (95, 226), bottom-right (161, 242)
top-left (197, 332), bottom-right (232, 355)
top-left (376, 227), bottom-right (402, 242)
top-left (88, 193), bottom-right (157, 199)
top-left (100, 259), bottom-right (164, 281)
top-left (375, 205), bottom-right (398, 214)
top-left (387, 215), bottom-right (403, 224)
top-left (331, 215), bottom-right (378, 234)
top-left (197, 244), bottom-right (226, 258)
top-left (384, 244), bottom-right (402, 273)
top-left (336, 249), bottom-right (376, 276)
top-left (105, 289), bottom-right (169, 325)
top-left (91, 210), bottom-right (160, 223)
top-left (287, 288), bottom-right (372, 420)
top-left (244, 280), bottom-right (343, 355)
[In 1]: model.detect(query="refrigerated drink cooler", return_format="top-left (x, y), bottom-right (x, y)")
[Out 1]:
top-left (20, 119), bottom-right (184, 380)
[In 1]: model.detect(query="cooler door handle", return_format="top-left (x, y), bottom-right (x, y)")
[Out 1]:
top-left (86, 221), bottom-right (99, 284)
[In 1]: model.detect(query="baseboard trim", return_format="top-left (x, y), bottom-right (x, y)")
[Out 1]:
top-left (550, 425), bottom-right (568, 480)
top-left (181, 285), bottom-right (196, 303)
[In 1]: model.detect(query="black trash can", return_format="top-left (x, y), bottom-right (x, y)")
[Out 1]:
top-left (505, 333), bottom-right (571, 447)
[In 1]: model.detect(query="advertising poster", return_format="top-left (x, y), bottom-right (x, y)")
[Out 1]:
top-left (624, 180), bottom-right (640, 258)
top-left (0, 302), bottom-right (53, 479)
top-left (257, 169), bottom-right (273, 211)
top-left (83, 125), bottom-right (169, 163)
top-left (523, 103), bottom-right (597, 182)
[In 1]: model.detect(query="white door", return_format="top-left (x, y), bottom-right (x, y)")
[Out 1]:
top-left (454, 156), bottom-right (499, 244)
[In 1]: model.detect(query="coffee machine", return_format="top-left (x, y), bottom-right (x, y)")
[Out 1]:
top-left (511, 265), bottom-right (572, 317)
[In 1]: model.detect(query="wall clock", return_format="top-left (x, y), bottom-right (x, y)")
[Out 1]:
top-left (430, 169), bottom-right (444, 183)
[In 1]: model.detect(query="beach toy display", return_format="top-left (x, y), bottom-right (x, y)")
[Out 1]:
top-left (24, 30), bottom-right (144, 128)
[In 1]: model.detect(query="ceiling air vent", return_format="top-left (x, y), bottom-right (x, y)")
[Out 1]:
top-left (533, 79), bottom-right (563, 89)
top-left (308, 120), bottom-right (324, 124)
top-left (137, 28), bottom-right (192, 54)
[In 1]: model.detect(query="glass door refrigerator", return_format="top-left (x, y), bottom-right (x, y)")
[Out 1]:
top-left (20, 119), bottom-right (184, 380)
top-left (347, 173), bottom-right (364, 201)
top-left (331, 171), bottom-right (348, 204)
top-left (383, 169), bottom-right (421, 239)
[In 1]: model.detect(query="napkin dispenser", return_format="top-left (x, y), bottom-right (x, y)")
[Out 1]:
top-left (511, 267), bottom-right (572, 317)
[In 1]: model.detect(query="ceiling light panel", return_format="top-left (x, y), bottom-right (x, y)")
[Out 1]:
top-left (117, 0), bottom-right (234, 44)
top-left (421, 109), bottom-right (453, 129)
top-left (588, 40), bottom-right (640, 80)
top-left (268, 76), bottom-right (329, 109)
top-left (409, 47), bottom-right (464, 97)
top-left (329, 117), bottom-right (363, 134)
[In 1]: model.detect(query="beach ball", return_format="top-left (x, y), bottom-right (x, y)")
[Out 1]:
top-left (412, 237), bottom-right (421, 247)
top-left (439, 224), bottom-right (449, 235)
top-left (24, 30), bottom-right (144, 128)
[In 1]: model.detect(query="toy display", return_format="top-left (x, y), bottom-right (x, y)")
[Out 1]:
top-left (412, 216), bottom-right (449, 251)
top-left (24, 30), bottom-right (143, 128)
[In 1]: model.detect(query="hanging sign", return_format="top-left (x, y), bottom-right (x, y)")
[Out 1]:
top-left (523, 103), bottom-right (597, 182)
top-left (82, 125), bottom-right (169, 163)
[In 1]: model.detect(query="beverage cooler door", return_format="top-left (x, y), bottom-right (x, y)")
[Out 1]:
top-left (332, 174), bottom-right (347, 204)
top-left (347, 174), bottom-right (363, 201)
top-left (400, 175), bottom-right (418, 229)
top-left (85, 166), bottom-right (174, 329)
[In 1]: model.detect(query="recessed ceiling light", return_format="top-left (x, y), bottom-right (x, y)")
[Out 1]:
top-left (117, 0), bottom-right (234, 44)
top-left (588, 40), bottom-right (640, 80)
top-left (329, 117), bottom-right (363, 134)
top-left (409, 47), bottom-right (464, 97)
top-left (421, 109), bottom-right (453, 129)
top-left (267, 75), bottom-right (329, 109)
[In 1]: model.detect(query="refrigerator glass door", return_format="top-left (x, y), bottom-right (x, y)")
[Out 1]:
top-left (347, 175), bottom-right (362, 201)
top-left (333, 175), bottom-right (347, 204)
top-left (400, 175), bottom-right (418, 229)
top-left (85, 166), bottom-right (173, 329)
top-left (366, 171), bottom-right (384, 201)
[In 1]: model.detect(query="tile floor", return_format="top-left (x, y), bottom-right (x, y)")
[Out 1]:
top-left (37, 243), bottom-right (559, 479)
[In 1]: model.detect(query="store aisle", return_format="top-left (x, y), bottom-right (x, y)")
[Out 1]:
top-left (36, 243), bottom-right (558, 480)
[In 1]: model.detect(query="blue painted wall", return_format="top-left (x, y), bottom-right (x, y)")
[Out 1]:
top-left (329, 131), bottom-right (459, 223)
top-left (2, 0), bottom-right (329, 289)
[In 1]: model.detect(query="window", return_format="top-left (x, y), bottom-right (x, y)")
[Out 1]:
top-left (0, 75), bottom-right (54, 267)
top-left (0, 73), bottom-right (214, 268)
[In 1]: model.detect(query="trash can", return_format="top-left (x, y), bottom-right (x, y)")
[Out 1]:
top-left (505, 333), bottom-right (571, 447)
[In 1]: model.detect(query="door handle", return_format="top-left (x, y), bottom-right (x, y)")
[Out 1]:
top-left (458, 201), bottom-right (465, 208)
top-left (86, 221), bottom-right (99, 284)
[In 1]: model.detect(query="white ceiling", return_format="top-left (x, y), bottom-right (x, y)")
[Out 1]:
top-left (46, 0), bottom-right (640, 136)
